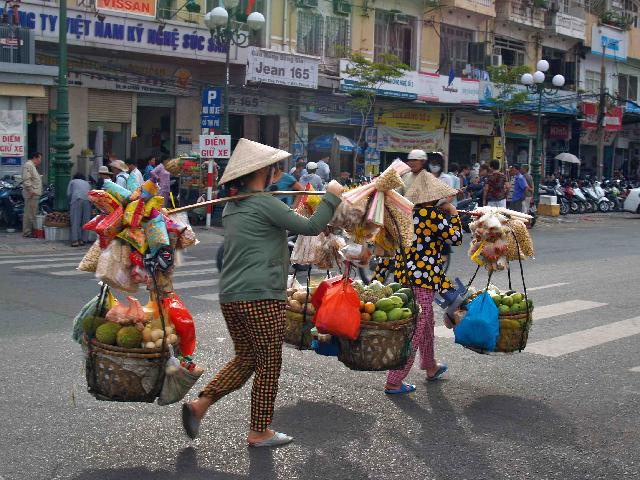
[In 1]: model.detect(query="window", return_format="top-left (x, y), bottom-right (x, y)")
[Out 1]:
top-left (618, 73), bottom-right (638, 101)
top-left (374, 11), bottom-right (416, 68)
top-left (297, 11), bottom-right (324, 56)
top-left (439, 25), bottom-right (473, 76)
top-left (585, 70), bottom-right (601, 93)
top-left (325, 16), bottom-right (350, 58)
top-left (624, 0), bottom-right (639, 28)
top-left (494, 37), bottom-right (526, 67)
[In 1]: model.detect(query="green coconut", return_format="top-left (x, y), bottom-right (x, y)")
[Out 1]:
top-left (116, 326), bottom-right (143, 349)
top-left (95, 322), bottom-right (121, 345)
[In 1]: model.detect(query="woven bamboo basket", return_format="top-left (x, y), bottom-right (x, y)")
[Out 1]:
top-left (337, 316), bottom-right (415, 371)
top-left (495, 310), bottom-right (533, 353)
top-left (82, 336), bottom-right (170, 402)
top-left (284, 311), bottom-right (314, 350)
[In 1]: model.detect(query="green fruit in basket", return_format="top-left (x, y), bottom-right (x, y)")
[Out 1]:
top-left (509, 304), bottom-right (521, 314)
top-left (116, 326), bottom-right (143, 349)
top-left (375, 298), bottom-right (395, 312)
top-left (387, 308), bottom-right (405, 322)
top-left (95, 322), bottom-right (121, 345)
top-left (394, 292), bottom-right (408, 306)
top-left (498, 305), bottom-right (511, 315)
top-left (491, 295), bottom-right (501, 307)
top-left (397, 288), bottom-right (413, 300)
top-left (83, 316), bottom-right (106, 335)
top-left (371, 310), bottom-right (388, 322)
top-left (388, 282), bottom-right (402, 293)
top-left (517, 301), bottom-right (528, 312)
top-left (400, 308), bottom-right (413, 319)
top-left (389, 295), bottom-right (404, 309)
top-left (511, 293), bottom-right (523, 304)
top-left (501, 296), bottom-right (514, 307)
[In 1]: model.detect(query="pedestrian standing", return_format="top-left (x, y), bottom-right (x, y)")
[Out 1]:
top-left (483, 160), bottom-right (508, 208)
top-left (151, 162), bottom-right (171, 207)
top-left (509, 164), bottom-right (528, 213)
top-left (144, 156), bottom-right (157, 181)
top-left (316, 157), bottom-right (331, 182)
top-left (95, 165), bottom-right (114, 190)
top-left (181, 139), bottom-right (343, 447)
top-left (520, 164), bottom-right (534, 214)
top-left (21, 152), bottom-right (43, 238)
top-left (270, 162), bottom-right (303, 206)
top-left (376, 164), bottom-right (462, 394)
top-left (299, 162), bottom-right (324, 191)
top-left (126, 159), bottom-right (144, 189)
top-left (67, 173), bottom-right (92, 247)
top-left (289, 161), bottom-right (306, 181)
top-left (110, 160), bottom-right (129, 188)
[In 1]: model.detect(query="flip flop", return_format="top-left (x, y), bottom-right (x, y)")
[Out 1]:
top-left (426, 363), bottom-right (448, 382)
top-left (181, 403), bottom-right (200, 440)
top-left (248, 431), bottom-right (293, 448)
top-left (384, 383), bottom-right (416, 395)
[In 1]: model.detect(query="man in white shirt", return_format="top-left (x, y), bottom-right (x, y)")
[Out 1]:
top-left (126, 159), bottom-right (144, 187)
top-left (316, 157), bottom-right (331, 182)
top-left (299, 162), bottom-right (324, 191)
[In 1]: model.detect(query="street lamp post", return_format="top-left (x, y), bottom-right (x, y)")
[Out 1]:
top-left (521, 60), bottom-right (565, 202)
top-left (52, 0), bottom-right (74, 211)
top-left (204, 0), bottom-right (265, 136)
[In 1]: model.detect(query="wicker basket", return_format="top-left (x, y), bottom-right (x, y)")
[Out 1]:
top-left (284, 311), bottom-right (314, 350)
top-left (337, 317), bottom-right (415, 371)
top-left (82, 337), bottom-right (170, 402)
top-left (494, 311), bottom-right (532, 353)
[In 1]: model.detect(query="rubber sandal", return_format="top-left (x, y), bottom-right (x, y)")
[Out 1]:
top-left (426, 363), bottom-right (448, 382)
top-left (248, 431), bottom-right (293, 448)
top-left (181, 403), bottom-right (200, 440)
top-left (384, 383), bottom-right (416, 395)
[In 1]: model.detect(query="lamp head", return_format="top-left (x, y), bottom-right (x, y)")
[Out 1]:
top-left (521, 73), bottom-right (534, 86)
top-left (533, 71), bottom-right (546, 84)
top-left (536, 59), bottom-right (550, 72)
top-left (552, 74), bottom-right (565, 88)
top-left (247, 11), bottom-right (265, 30)
top-left (205, 6), bottom-right (229, 29)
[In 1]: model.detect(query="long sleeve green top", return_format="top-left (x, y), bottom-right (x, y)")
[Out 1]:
top-left (219, 192), bottom-right (341, 303)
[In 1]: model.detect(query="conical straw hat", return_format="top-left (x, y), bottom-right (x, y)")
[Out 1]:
top-left (404, 170), bottom-right (458, 205)
top-left (219, 138), bottom-right (291, 185)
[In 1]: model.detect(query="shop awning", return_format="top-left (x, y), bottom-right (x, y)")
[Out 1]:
top-left (308, 134), bottom-right (357, 153)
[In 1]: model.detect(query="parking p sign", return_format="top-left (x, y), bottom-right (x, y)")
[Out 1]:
top-left (199, 134), bottom-right (231, 158)
top-left (201, 88), bottom-right (222, 129)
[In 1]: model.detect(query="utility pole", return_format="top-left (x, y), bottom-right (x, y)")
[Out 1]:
top-left (596, 44), bottom-right (606, 181)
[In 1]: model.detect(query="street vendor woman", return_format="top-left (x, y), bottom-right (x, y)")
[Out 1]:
top-left (374, 150), bottom-right (462, 394)
top-left (181, 138), bottom-right (344, 447)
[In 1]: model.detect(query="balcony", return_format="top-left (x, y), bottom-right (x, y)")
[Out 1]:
top-left (545, 4), bottom-right (586, 39)
top-left (0, 26), bottom-right (33, 64)
top-left (496, 0), bottom-right (546, 29)
top-left (441, 0), bottom-right (496, 17)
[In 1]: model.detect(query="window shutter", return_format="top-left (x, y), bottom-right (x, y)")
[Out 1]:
top-left (88, 90), bottom-right (132, 123)
top-left (468, 42), bottom-right (485, 65)
top-left (27, 90), bottom-right (50, 114)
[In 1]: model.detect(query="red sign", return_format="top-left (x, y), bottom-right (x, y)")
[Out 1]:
top-left (548, 124), bottom-right (571, 140)
top-left (581, 102), bottom-right (622, 131)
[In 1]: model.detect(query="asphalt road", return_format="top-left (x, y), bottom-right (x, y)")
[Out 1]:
top-left (1, 213), bottom-right (639, 480)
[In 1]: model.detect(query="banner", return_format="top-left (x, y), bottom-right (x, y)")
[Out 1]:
top-left (0, 110), bottom-right (24, 157)
top-left (97, 0), bottom-right (157, 17)
top-left (451, 112), bottom-right (494, 136)
top-left (246, 48), bottom-right (318, 89)
top-left (377, 126), bottom-right (445, 153)
top-left (506, 114), bottom-right (537, 137)
top-left (375, 107), bottom-right (446, 131)
top-left (581, 102), bottom-right (622, 131)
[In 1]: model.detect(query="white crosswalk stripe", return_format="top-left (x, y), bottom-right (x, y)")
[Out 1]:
top-left (192, 293), bottom-right (220, 302)
top-left (533, 300), bottom-right (607, 320)
top-left (527, 282), bottom-right (568, 292)
top-left (0, 252), bottom-right (85, 265)
top-left (15, 261), bottom-right (80, 270)
top-left (172, 279), bottom-right (219, 290)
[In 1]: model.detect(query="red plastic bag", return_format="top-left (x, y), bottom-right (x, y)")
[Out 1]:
top-left (314, 279), bottom-right (361, 340)
top-left (162, 294), bottom-right (196, 356)
top-left (311, 275), bottom-right (352, 310)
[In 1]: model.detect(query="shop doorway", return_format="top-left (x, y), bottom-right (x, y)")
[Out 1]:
top-left (449, 135), bottom-right (475, 167)
top-left (136, 106), bottom-right (174, 161)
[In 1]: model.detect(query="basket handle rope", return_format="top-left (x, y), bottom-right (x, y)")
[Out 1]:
top-left (507, 227), bottom-right (530, 352)
top-left (87, 282), bottom-right (110, 393)
top-left (149, 268), bottom-right (169, 398)
top-left (298, 266), bottom-right (313, 350)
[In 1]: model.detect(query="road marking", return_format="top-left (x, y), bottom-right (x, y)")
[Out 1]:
top-left (0, 252), bottom-right (83, 265)
top-left (192, 293), bottom-right (220, 302)
top-left (179, 260), bottom-right (214, 268)
top-left (50, 270), bottom-right (90, 276)
top-left (173, 268), bottom-right (219, 278)
top-left (527, 316), bottom-right (640, 357)
top-left (534, 300), bottom-right (607, 320)
top-left (172, 279), bottom-right (219, 290)
top-left (47, 266), bottom-right (218, 277)
top-left (15, 261), bottom-right (80, 270)
top-left (527, 282), bottom-right (569, 292)
top-left (630, 366), bottom-right (640, 373)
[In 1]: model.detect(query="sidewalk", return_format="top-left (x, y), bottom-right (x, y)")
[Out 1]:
top-left (0, 226), bottom-right (225, 255)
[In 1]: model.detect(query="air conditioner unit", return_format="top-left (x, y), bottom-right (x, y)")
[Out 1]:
top-left (333, 0), bottom-right (352, 15)
top-left (391, 13), bottom-right (410, 24)
top-left (491, 54), bottom-right (503, 66)
top-left (297, 0), bottom-right (319, 8)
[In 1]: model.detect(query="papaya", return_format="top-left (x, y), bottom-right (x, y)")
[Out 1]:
top-left (375, 298), bottom-right (395, 312)
top-left (394, 292), bottom-right (408, 306)
top-left (388, 282), bottom-right (402, 293)
top-left (400, 308), bottom-right (413, 319)
top-left (387, 308), bottom-right (404, 322)
top-left (371, 310), bottom-right (388, 322)
top-left (397, 288), bottom-right (413, 300)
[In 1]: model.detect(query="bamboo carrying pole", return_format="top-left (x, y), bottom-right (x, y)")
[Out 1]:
top-left (167, 191), bottom-right (327, 214)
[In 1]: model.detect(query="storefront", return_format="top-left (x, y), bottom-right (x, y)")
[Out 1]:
top-left (449, 110), bottom-right (494, 167)
top-left (579, 102), bottom-right (622, 177)
top-left (505, 114), bottom-right (537, 167)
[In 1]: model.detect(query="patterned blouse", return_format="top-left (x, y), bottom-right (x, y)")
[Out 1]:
top-left (374, 206), bottom-right (462, 291)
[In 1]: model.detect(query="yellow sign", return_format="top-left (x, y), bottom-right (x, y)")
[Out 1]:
top-left (480, 137), bottom-right (504, 165)
top-left (492, 137), bottom-right (504, 164)
top-left (375, 107), bottom-right (446, 131)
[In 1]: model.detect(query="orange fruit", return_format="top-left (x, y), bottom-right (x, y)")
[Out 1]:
top-left (359, 301), bottom-right (365, 311)
top-left (361, 312), bottom-right (372, 322)
top-left (364, 302), bottom-right (376, 314)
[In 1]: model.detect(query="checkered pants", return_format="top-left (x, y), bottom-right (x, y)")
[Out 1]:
top-left (200, 300), bottom-right (286, 432)
top-left (387, 287), bottom-right (436, 385)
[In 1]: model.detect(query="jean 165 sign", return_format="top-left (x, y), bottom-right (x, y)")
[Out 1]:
top-left (245, 48), bottom-right (319, 89)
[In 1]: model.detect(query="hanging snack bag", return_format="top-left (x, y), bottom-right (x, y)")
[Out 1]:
top-left (88, 190), bottom-right (120, 214)
top-left (123, 199), bottom-right (146, 229)
top-left (144, 196), bottom-right (165, 217)
top-left (117, 227), bottom-right (148, 254)
top-left (95, 206), bottom-right (124, 239)
top-left (162, 294), bottom-right (196, 356)
top-left (77, 240), bottom-right (102, 273)
top-left (145, 215), bottom-right (170, 255)
top-left (95, 240), bottom-right (137, 293)
top-left (103, 179), bottom-right (131, 205)
top-left (83, 214), bottom-right (105, 232)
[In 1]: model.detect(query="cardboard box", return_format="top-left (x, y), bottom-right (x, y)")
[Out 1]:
top-left (537, 203), bottom-right (560, 217)
top-left (539, 195), bottom-right (557, 205)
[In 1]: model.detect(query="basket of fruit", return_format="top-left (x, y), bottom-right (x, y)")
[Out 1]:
top-left (285, 287), bottom-right (316, 349)
top-left (338, 281), bottom-right (417, 371)
top-left (44, 211), bottom-right (70, 227)
top-left (491, 290), bottom-right (533, 353)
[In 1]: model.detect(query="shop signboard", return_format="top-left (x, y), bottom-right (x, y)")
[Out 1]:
top-left (548, 123), bottom-right (571, 140)
top-left (591, 25), bottom-right (628, 60)
top-left (451, 112), bottom-right (494, 136)
top-left (97, 0), bottom-right (157, 18)
top-left (480, 81), bottom-right (578, 115)
top-left (340, 60), bottom-right (480, 104)
top-left (580, 129), bottom-right (616, 146)
top-left (201, 88), bottom-right (222, 130)
top-left (506, 114), bottom-right (537, 137)
top-left (228, 90), bottom-right (288, 117)
top-left (246, 48), bottom-right (319, 89)
top-left (199, 134), bottom-right (231, 158)
top-left (0, 110), bottom-right (24, 157)
top-left (299, 92), bottom-right (371, 126)
top-left (581, 102), bottom-right (622, 131)
top-left (4, 4), bottom-right (239, 63)
top-left (375, 107), bottom-right (446, 131)
top-left (377, 126), bottom-right (445, 153)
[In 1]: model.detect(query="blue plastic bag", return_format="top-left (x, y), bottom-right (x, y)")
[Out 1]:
top-left (311, 337), bottom-right (341, 356)
top-left (454, 292), bottom-right (499, 352)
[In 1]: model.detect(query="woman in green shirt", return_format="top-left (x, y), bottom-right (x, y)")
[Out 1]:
top-left (182, 139), bottom-right (343, 447)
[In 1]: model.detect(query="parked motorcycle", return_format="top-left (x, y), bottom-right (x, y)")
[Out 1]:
top-left (570, 182), bottom-right (591, 213)
top-left (0, 181), bottom-right (54, 228)
top-left (582, 180), bottom-right (612, 213)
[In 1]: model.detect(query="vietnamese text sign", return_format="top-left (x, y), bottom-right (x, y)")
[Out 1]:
top-left (377, 126), bottom-right (445, 153)
top-left (97, 0), bottom-right (156, 17)
top-left (0, 110), bottom-right (24, 157)
top-left (199, 135), bottom-right (231, 158)
top-left (451, 112), bottom-right (494, 136)
top-left (246, 48), bottom-right (319, 89)
top-left (506, 114), bottom-right (537, 137)
top-left (591, 25), bottom-right (628, 60)
top-left (201, 88), bottom-right (221, 130)
top-left (375, 107), bottom-right (446, 131)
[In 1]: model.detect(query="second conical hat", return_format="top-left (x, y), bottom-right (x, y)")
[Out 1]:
top-left (404, 170), bottom-right (458, 205)
top-left (219, 138), bottom-right (291, 185)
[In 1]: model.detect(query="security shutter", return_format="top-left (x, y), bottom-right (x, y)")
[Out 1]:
top-left (137, 94), bottom-right (176, 108)
top-left (26, 90), bottom-right (50, 114)
top-left (88, 89), bottom-right (132, 123)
